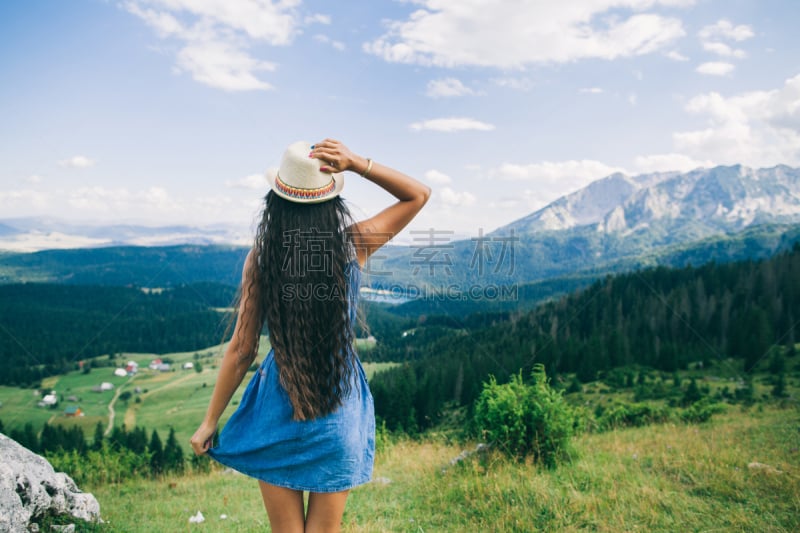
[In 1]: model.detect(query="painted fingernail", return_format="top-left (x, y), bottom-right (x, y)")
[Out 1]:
top-left (310, 144), bottom-right (315, 149)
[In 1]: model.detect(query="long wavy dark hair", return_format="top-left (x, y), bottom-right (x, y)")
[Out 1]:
top-left (244, 190), bottom-right (359, 421)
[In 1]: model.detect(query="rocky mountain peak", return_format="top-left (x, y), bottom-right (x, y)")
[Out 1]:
top-left (496, 164), bottom-right (800, 237)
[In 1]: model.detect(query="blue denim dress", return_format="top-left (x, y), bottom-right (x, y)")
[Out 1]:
top-left (208, 261), bottom-right (375, 492)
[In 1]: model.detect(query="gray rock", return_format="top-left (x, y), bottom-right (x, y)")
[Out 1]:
top-left (0, 433), bottom-right (101, 531)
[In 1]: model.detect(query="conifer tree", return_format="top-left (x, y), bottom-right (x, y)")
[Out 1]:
top-left (682, 377), bottom-right (702, 406)
top-left (164, 428), bottom-right (185, 474)
top-left (66, 425), bottom-right (87, 454)
top-left (92, 422), bottom-right (104, 451)
top-left (148, 429), bottom-right (165, 476)
top-left (769, 351), bottom-right (786, 374)
top-left (128, 426), bottom-right (148, 454)
top-left (20, 423), bottom-right (39, 452)
top-left (39, 424), bottom-right (60, 454)
top-left (772, 372), bottom-right (787, 398)
top-left (109, 425), bottom-right (127, 450)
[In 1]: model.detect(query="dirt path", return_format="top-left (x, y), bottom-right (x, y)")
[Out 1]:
top-left (123, 402), bottom-right (137, 429)
top-left (104, 375), bottom-right (135, 436)
top-left (120, 371), bottom-right (199, 430)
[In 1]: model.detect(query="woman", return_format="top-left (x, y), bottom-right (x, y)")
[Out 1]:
top-left (190, 138), bottom-right (430, 532)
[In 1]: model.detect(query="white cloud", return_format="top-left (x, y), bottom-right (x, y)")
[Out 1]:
top-left (632, 153), bottom-right (713, 173)
top-left (177, 41), bottom-right (275, 91)
top-left (698, 19), bottom-right (754, 42)
top-left (491, 160), bottom-right (623, 182)
top-left (126, 0), bottom-right (300, 44)
top-left (123, 2), bottom-right (188, 39)
top-left (226, 173), bottom-right (267, 189)
top-left (628, 93), bottom-right (639, 106)
top-left (0, 183), bottom-right (263, 228)
top-left (666, 50), bottom-right (689, 61)
top-left (702, 41), bottom-right (746, 58)
top-left (305, 13), bottom-right (331, 25)
top-left (61, 185), bottom-right (248, 223)
top-left (0, 189), bottom-right (49, 210)
top-left (424, 170), bottom-right (452, 185)
top-left (489, 160), bottom-right (625, 209)
top-left (364, 1), bottom-right (690, 68)
top-left (487, 198), bottom-right (519, 210)
top-left (696, 61), bottom-right (734, 76)
top-left (484, 152), bottom-right (713, 214)
top-left (491, 77), bottom-right (535, 91)
top-left (27, 175), bottom-right (43, 184)
top-left (59, 156), bottom-right (95, 168)
top-left (123, 0), bottom-right (319, 91)
top-left (437, 187), bottom-right (476, 207)
top-left (409, 117), bottom-right (495, 132)
top-left (425, 78), bottom-right (476, 98)
top-left (60, 186), bottom-right (191, 219)
top-left (696, 19), bottom-right (752, 74)
top-left (673, 73), bottom-right (800, 166)
top-left (314, 34), bottom-right (345, 51)
top-left (580, 87), bottom-right (603, 94)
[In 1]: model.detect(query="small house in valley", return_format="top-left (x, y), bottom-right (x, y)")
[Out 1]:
top-left (38, 393), bottom-right (58, 408)
top-left (64, 406), bottom-right (83, 417)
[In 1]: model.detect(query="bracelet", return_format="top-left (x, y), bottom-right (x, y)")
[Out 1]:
top-left (362, 158), bottom-right (373, 178)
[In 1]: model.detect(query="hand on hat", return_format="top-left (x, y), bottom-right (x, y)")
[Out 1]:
top-left (310, 138), bottom-right (368, 175)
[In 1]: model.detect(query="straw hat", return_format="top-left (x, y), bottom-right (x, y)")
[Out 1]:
top-left (266, 141), bottom-right (344, 203)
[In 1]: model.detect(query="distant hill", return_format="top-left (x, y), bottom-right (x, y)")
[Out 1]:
top-left (0, 245), bottom-right (249, 286)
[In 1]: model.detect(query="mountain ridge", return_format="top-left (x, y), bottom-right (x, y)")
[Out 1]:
top-left (495, 164), bottom-right (800, 237)
top-left (2, 164), bottom-right (799, 294)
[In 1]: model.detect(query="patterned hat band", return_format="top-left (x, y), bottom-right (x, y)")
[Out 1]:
top-left (275, 173), bottom-right (337, 200)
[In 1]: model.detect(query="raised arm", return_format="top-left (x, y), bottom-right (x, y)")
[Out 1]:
top-left (311, 138), bottom-right (431, 265)
top-left (190, 249), bottom-right (262, 455)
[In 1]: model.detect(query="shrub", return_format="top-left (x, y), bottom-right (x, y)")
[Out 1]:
top-left (191, 452), bottom-right (212, 474)
top-left (47, 442), bottom-right (151, 486)
top-left (473, 364), bottom-right (575, 466)
top-left (597, 402), bottom-right (671, 430)
top-left (680, 398), bottom-right (726, 423)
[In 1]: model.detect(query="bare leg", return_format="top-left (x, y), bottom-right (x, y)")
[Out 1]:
top-left (305, 490), bottom-right (349, 533)
top-left (258, 481), bottom-right (305, 533)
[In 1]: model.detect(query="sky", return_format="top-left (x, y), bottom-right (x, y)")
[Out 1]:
top-left (1, 0), bottom-right (799, 242)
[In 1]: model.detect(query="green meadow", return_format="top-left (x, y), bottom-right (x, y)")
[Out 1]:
top-left (89, 405), bottom-right (799, 532)
top-left (0, 338), bottom-right (394, 448)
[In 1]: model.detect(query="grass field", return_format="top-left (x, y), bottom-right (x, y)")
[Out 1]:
top-left (0, 339), bottom-right (397, 448)
top-left (89, 405), bottom-right (800, 532)
top-left (3, 344), bottom-right (796, 532)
